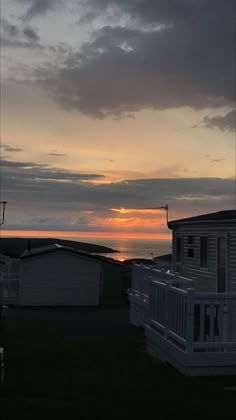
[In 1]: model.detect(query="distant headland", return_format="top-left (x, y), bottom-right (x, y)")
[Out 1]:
top-left (0, 237), bottom-right (118, 258)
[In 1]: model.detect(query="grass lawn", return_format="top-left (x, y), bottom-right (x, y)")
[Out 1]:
top-left (0, 308), bottom-right (236, 420)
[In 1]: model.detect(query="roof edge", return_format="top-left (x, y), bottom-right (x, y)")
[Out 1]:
top-left (168, 218), bottom-right (236, 229)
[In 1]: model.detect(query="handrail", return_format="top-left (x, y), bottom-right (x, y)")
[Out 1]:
top-left (193, 342), bottom-right (236, 349)
top-left (195, 292), bottom-right (236, 299)
top-left (151, 279), bottom-right (167, 288)
top-left (131, 262), bottom-right (236, 351)
top-left (132, 263), bottom-right (194, 288)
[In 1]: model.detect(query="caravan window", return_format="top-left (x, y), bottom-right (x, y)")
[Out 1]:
top-left (188, 248), bottom-right (194, 258)
top-left (187, 235), bottom-right (193, 244)
top-left (200, 237), bottom-right (208, 268)
top-left (176, 237), bottom-right (182, 262)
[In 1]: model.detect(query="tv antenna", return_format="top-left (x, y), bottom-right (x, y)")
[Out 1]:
top-left (144, 204), bottom-right (169, 224)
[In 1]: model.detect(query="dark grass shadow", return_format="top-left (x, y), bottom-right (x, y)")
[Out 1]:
top-left (1, 312), bottom-right (236, 420)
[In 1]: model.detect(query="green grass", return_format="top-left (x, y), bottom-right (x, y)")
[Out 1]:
top-left (1, 316), bottom-right (236, 420)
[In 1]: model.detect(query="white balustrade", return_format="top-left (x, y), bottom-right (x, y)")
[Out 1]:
top-left (130, 263), bottom-right (236, 353)
top-left (0, 278), bottom-right (19, 303)
top-left (193, 293), bottom-right (236, 350)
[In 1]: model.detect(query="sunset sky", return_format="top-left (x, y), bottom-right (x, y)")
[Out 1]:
top-left (0, 0), bottom-right (235, 239)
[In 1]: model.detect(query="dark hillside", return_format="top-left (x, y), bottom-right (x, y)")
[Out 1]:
top-left (0, 237), bottom-right (118, 258)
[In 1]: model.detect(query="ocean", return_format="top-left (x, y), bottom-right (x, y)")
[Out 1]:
top-left (65, 237), bottom-right (172, 261)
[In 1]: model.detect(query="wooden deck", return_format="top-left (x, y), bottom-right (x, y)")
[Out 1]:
top-left (129, 264), bottom-right (236, 376)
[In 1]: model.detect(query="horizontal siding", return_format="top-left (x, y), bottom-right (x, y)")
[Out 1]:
top-left (19, 252), bottom-right (101, 306)
top-left (229, 230), bottom-right (236, 294)
top-left (172, 223), bottom-right (236, 293)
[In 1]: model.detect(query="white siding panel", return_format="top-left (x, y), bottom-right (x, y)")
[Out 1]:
top-left (172, 223), bottom-right (236, 293)
top-left (19, 252), bottom-right (101, 306)
top-left (229, 230), bottom-right (236, 293)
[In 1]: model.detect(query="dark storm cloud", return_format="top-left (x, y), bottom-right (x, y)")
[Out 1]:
top-left (203, 110), bottom-right (236, 132)
top-left (34, 0), bottom-right (235, 118)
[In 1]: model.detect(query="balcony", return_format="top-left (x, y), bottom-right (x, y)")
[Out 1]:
top-left (0, 274), bottom-right (20, 305)
top-left (129, 264), bottom-right (236, 376)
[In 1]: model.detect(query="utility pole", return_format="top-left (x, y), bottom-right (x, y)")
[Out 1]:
top-left (0, 201), bottom-right (7, 226)
top-left (0, 201), bottom-right (7, 323)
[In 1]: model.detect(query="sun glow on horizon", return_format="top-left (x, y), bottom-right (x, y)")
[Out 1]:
top-left (110, 207), bottom-right (165, 215)
top-left (0, 230), bottom-right (171, 240)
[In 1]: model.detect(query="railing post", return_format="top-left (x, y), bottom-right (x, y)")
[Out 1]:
top-left (186, 288), bottom-right (194, 352)
top-left (164, 282), bottom-right (170, 339)
top-left (131, 262), bottom-right (136, 290)
top-left (148, 280), bottom-right (153, 326)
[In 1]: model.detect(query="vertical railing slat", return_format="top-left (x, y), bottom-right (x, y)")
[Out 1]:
top-left (186, 288), bottom-right (194, 352)
top-left (199, 302), bottom-right (205, 342)
top-left (131, 263), bottom-right (236, 353)
top-left (209, 302), bottom-right (215, 341)
top-left (164, 282), bottom-right (170, 339)
top-left (182, 296), bottom-right (184, 337)
top-left (219, 299), bottom-right (224, 342)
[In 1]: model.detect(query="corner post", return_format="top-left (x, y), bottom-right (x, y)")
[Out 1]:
top-left (186, 288), bottom-right (194, 352)
top-left (164, 281), bottom-right (170, 339)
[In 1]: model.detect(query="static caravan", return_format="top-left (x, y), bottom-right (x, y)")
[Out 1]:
top-left (168, 210), bottom-right (236, 293)
top-left (19, 245), bottom-right (101, 306)
top-left (0, 255), bottom-right (20, 305)
top-left (130, 210), bottom-right (236, 376)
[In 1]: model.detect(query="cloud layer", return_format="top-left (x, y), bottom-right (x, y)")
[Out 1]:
top-left (1, 1), bottom-right (235, 236)
top-left (19, 0), bottom-right (63, 19)
top-left (1, 18), bottom-right (40, 48)
top-left (29, 0), bottom-right (235, 118)
top-left (203, 110), bottom-right (236, 132)
top-left (1, 158), bottom-right (235, 232)
top-left (4, 1), bottom-right (235, 122)
top-left (0, 159), bottom-right (105, 182)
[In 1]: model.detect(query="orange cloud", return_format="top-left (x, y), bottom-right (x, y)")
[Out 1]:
top-left (110, 207), bottom-right (165, 215)
top-left (103, 216), bottom-right (165, 229)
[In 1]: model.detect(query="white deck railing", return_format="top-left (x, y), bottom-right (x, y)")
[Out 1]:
top-left (192, 293), bottom-right (236, 350)
top-left (131, 264), bottom-right (193, 299)
top-left (0, 277), bottom-right (20, 304)
top-left (130, 264), bottom-right (236, 353)
top-left (149, 280), bottom-right (190, 349)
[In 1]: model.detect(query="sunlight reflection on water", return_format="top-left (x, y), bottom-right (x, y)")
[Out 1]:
top-left (62, 237), bottom-right (171, 261)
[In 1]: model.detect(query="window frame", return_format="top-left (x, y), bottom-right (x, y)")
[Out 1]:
top-left (187, 248), bottom-right (194, 258)
top-left (216, 234), bottom-right (228, 293)
top-left (187, 235), bottom-right (193, 245)
top-left (176, 236), bottom-right (182, 263)
top-left (200, 236), bottom-right (208, 269)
